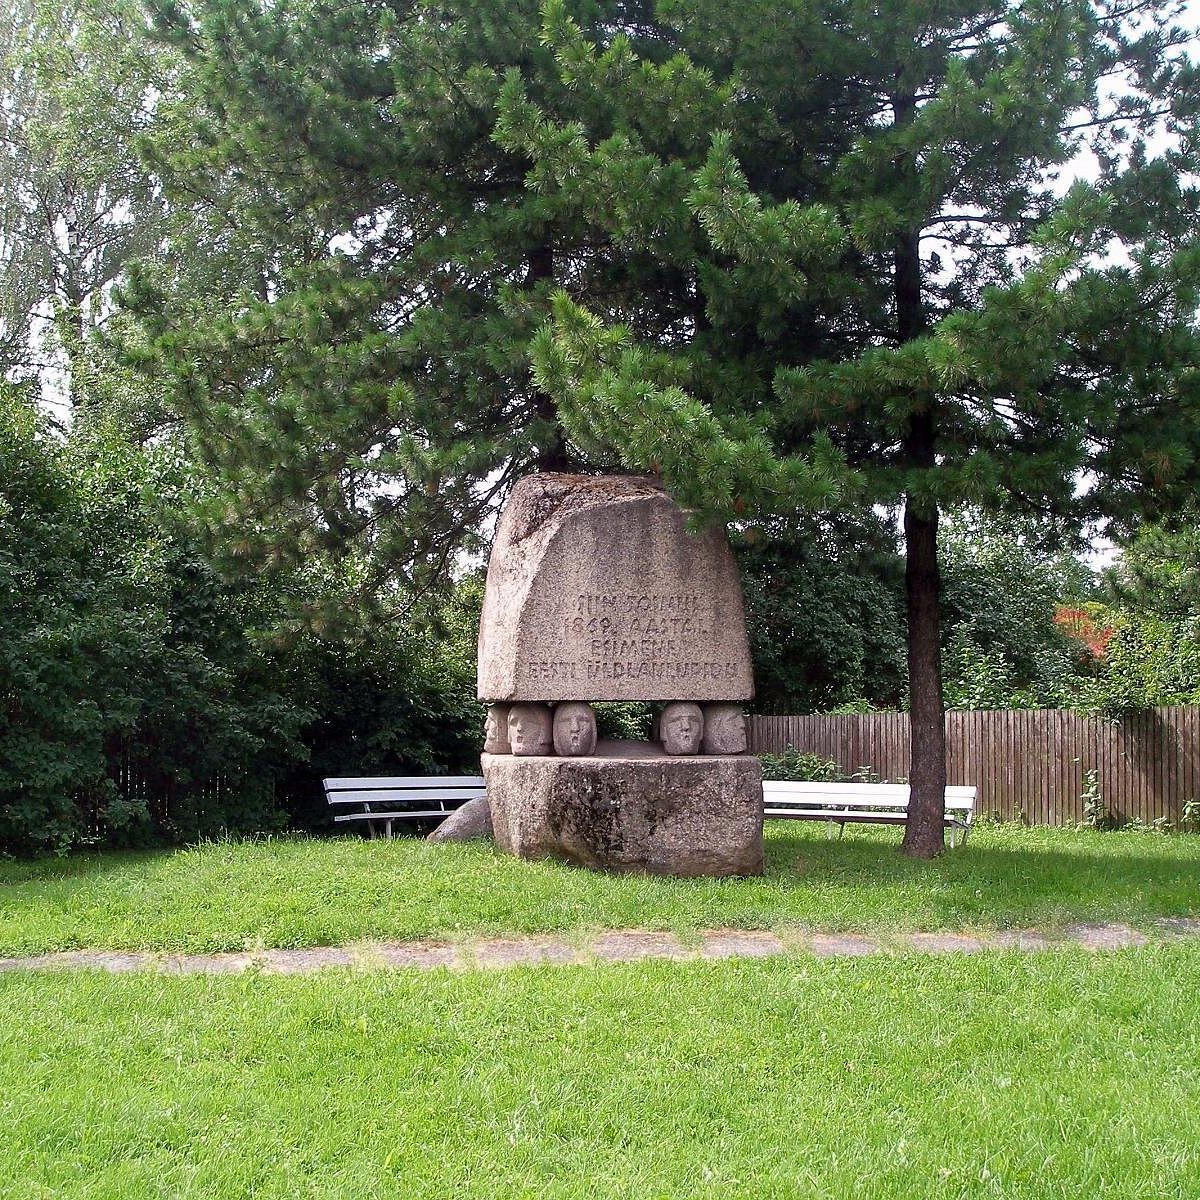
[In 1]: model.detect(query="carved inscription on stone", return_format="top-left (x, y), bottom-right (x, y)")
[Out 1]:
top-left (477, 473), bottom-right (754, 702)
top-left (520, 593), bottom-right (743, 689)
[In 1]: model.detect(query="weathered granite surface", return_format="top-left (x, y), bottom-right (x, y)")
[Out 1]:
top-left (660, 701), bottom-right (703, 755)
top-left (477, 474), bottom-right (753, 702)
top-left (553, 701), bottom-right (597, 756)
top-left (483, 749), bottom-right (763, 877)
top-left (507, 703), bottom-right (552, 756)
top-left (483, 705), bottom-right (510, 754)
top-left (426, 795), bottom-right (494, 843)
top-left (702, 704), bottom-right (748, 754)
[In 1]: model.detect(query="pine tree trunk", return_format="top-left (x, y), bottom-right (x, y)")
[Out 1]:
top-left (901, 494), bottom-right (947, 858)
top-left (526, 243), bottom-right (571, 472)
top-left (892, 85), bottom-right (947, 858)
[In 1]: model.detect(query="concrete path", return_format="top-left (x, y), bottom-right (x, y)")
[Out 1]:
top-left (2, 919), bottom-right (1198, 974)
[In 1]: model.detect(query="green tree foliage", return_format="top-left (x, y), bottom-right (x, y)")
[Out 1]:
top-left (136, 0), bottom-right (1200, 855)
top-left (740, 508), bottom-right (1096, 714)
top-left (0, 388), bottom-right (482, 854)
top-left (738, 514), bottom-right (907, 713)
top-left (130, 0), bottom-right (609, 596)
top-left (520, 0), bottom-right (1200, 854)
top-left (1106, 516), bottom-right (1200, 623)
top-left (1070, 519), bottom-right (1200, 712)
top-left (273, 611), bottom-right (484, 831)
top-left (938, 513), bottom-right (1094, 710)
top-left (0, 387), bottom-right (303, 851)
top-left (0, 386), bottom-right (117, 848)
top-left (0, 0), bottom-right (170, 418)
top-left (1085, 608), bottom-right (1200, 711)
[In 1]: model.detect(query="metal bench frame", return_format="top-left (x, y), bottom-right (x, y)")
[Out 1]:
top-left (762, 780), bottom-right (977, 847)
top-left (324, 775), bottom-right (485, 838)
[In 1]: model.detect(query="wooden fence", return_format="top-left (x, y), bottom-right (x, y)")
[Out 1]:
top-left (748, 707), bottom-right (1200, 827)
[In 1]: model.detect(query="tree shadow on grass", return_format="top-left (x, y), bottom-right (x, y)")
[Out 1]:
top-left (752, 825), bottom-right (1200, 928)
top-left (432, 825), bottom-right (1200, 936)
top-left (1, 827), bottom-right (1196, 947)
top-left (0, 848), bottom-right (170, 887)
top-left (0, 835), bottom-right (323, 888)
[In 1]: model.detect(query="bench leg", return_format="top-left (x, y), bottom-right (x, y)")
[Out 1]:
top-left (947, 823), bottom-right (971, 849)
top-left (825, 820), bottom-right (846, 840)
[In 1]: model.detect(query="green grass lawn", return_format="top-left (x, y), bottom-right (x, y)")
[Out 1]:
top-left (2, 948), bottom-right (1198, 1198)
top-left (2, 823), bottom-right (1197, 955)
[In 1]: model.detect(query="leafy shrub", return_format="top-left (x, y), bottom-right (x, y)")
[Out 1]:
top-left (736, 515), bottom-right (907, 714)
top-left (0, 393), bottom-right (486, 854)
top-left (272, 623), bottom-right (482, 831)
top-left (594, 703), bottom-right (653, 741)
top-left (938, 515), bottom-right (1091, 710)
top-left (758, 746), bottom-right (844, 782)
top-left (1079, 608), bottom-right (1200, 715)
top-left (0, 392), bottom-right (314, 852)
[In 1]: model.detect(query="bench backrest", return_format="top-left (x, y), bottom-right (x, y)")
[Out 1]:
top-left (324, 776), bottom-right (486, 809)
top-left (762, 780), bottom-right (976, 813)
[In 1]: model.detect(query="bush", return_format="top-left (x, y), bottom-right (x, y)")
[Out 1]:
top-left (758, 746), bottom-right (844, 782)
top-left (273, 619), bottom-right (482, 831)
top-left (594, 703), bottom-right (654, 741)
top-left (0, 391), bottom-right (314, 852)
top-left (1080, 608), bottom-right (1200, 715)
top-left (937, 514), bottom-right (1092, 710)
top-left (0, 392), bottom-right (486, 854)
top-left (736, 516), bottom-right (907, 714)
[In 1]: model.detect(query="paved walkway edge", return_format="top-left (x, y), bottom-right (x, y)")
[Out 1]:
top-left (2, 919), bottom-right (1198, 974)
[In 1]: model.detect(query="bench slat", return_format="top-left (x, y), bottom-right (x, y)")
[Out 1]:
top-left (327, 788), bottom-right (484, 807)
top-left (763, 800), bottom-right (975, 814)
top-left (323, 776), bottom-right (484, 791)
top-left (333, 810), bottom-right (463, 823)
top-left (763, 781), bottom-right (975, 802)
top-left (761, 779), bottom-right (976, 846)
top-left (764, 808), bottom-right (968, 825)
top-left (762, 780), bottom-right (975, 792)
top-left (324, 774), bottom-right (485, 839)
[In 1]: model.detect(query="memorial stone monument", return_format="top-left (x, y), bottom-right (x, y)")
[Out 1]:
top-left (476, 473), bottom-right (763, 877)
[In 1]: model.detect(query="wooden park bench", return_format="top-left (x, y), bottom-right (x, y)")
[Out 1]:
top-left (762, 780), bottom-right (977, 847)
top-left (324, 775), bottom-right (485, 838)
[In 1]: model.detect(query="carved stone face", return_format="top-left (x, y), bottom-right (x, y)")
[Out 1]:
top-left (553, 702), bottom-right (597, 757)
top-left (507, 703), bottom-right (553, 756)
top-left (484, 704), bottom-right (511, 754)
top-left (661, 702), bottom-right (703, 756)
top-left (702, 704), bottom-right (747, 755)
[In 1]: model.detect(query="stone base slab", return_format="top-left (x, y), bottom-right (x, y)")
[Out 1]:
top-left (482, 752), bottom-right (763, 877)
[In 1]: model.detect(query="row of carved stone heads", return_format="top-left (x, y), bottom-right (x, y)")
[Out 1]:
top-left (484, 702), bottom-right (749, 758)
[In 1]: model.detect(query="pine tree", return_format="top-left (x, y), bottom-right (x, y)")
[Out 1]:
top-left (522, 0), bottom-right (1200, 855)
top-left (133, 0), bottom-right (719, 596)
top-left (137, 0), bottom-right (1200, 854)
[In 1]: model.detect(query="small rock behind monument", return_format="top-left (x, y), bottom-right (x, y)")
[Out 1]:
top-left (426, 795), bottom-right (494, 843)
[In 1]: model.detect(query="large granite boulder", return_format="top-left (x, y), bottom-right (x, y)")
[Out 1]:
top-left (477, 474), bottom-right (753, 703)
top-left (483, 746), bottom-right (763, 877)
